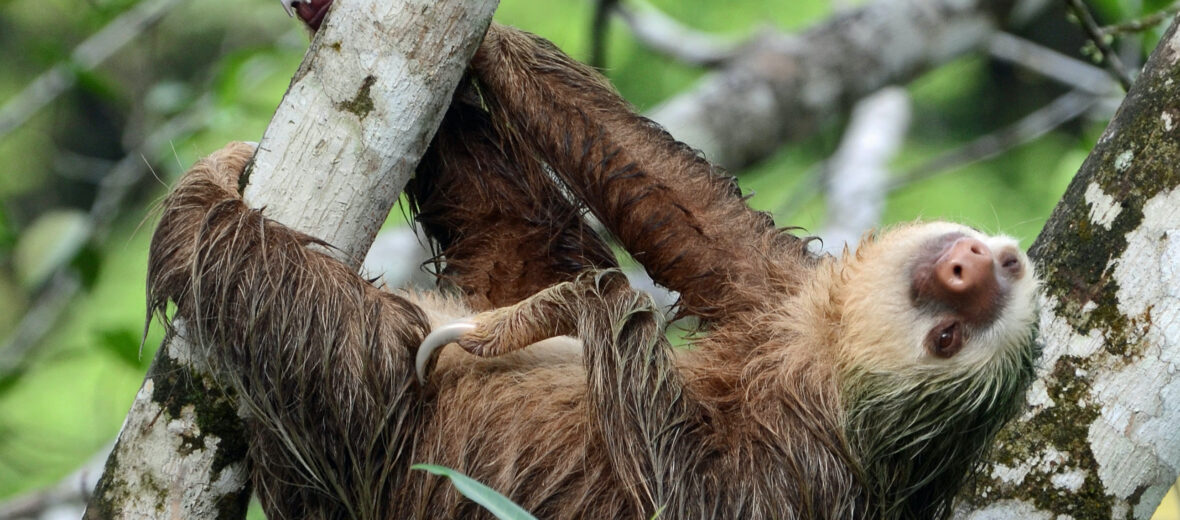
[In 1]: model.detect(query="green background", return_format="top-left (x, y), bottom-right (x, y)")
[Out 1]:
top-left (0, 0), bottom-right (1173, 517)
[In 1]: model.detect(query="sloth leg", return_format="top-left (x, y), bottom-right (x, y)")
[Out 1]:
top-left (577, 271), bottom-right (700, 516)
top-left (408, 88), bottom-right (617, 312)
top-left (415, 269), bottom-right (628, 382)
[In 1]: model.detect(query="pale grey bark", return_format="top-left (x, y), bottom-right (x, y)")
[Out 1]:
top-left (957, 15), bottom-right (1180, 520)
top-left (649, 0), bottom-right (1050, 170)
top-left (819, 87), bottom-right (910, 253)
top-left (83, 0), bottom-right (497, 518)
top-left (614, 0), bottom-right (747, 66)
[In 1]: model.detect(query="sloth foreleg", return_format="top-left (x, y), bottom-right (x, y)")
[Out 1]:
top-left (416, 270), bottom-right (630, 382)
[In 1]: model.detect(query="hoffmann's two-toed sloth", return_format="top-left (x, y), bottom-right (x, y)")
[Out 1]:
top-left (147, 6), bottom-right (1040, 519)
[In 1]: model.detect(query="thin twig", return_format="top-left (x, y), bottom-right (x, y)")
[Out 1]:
top-left (988, 33), bottom-right (1118, 95)
top-left (0, 98), bottom-right (210, 378)
top-left (0, 0), bottom-right (184, 141)
top-left (1063, 0), bottom-right (1134, 90)
top-left (1100, 3), bottom-right (1180, 36)
top-left (889, 90), bottom-right (1099, 190)
top-left (778, 91), bottom-right (1099, 219)
top-left (588, 0), bottom-right (619, 67)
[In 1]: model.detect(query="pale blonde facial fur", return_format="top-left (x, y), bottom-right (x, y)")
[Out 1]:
top-left (827, 222), bottom-right (1037, 375)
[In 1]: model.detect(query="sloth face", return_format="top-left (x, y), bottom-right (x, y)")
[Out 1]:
top-left (833, 222), bottom-right (1039, 374)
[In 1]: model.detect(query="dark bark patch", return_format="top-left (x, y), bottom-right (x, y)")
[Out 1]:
top-left (337, 75), bottom-right (377, 119)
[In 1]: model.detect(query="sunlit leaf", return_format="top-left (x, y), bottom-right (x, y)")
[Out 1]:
top-left (411, 464), bottom-right (538, 520)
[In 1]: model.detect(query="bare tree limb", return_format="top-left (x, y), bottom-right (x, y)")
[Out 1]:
top-left (647, 0), bottom-right (1051, 170)
top-left (988, 32), bottom-right (1119, 95)
top-left (890, 90), bottom-right (1100, 190)
top-left (958, 14), bottom-right (1180, 518)
top-left (0, 0), bottom-right (184, 141)
top-left (819, 87), bottom-right (911, 253)
top-left (614, 0), bottom-right (749, 66)
top-left (83, 0), bottom-right (498, 517)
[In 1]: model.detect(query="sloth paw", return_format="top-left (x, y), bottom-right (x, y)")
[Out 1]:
top-left (191, 142), bottom-right (256, 194)
top-left (415, 309), bottom-right (565, 384)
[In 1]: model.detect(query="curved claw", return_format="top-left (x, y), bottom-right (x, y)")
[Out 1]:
top-left (278, 0), bottom-right (309, 17)
top-left (416, 320), bottom-right (477, 385)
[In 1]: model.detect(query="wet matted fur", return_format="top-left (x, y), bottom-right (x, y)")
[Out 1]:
top-left (147, 24), bottom-right (1040, 520)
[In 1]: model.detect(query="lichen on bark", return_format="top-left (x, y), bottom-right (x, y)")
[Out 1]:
top-left (959, 14), bottom-right (1180, 520)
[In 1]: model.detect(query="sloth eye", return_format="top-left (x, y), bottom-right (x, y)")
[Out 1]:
top-left (926, 320), bottom-right (963, 358)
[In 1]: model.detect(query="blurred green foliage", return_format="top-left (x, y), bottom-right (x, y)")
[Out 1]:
top-left (0, 0), bottom-right (1176, 517)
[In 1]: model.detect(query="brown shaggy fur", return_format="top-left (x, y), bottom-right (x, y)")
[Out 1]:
top-left (146, 24), bottom-right (1038, 520)
top-left (406, 86), bottom-right (618, 311)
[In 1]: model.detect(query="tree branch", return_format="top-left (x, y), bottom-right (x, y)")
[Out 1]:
top-left (988, 32), bottom-right (1118, 95)
top-left (0, 0), bottom-right (184, 142)
top-left (0, 96), bottom-right (212, 379)
top-left (819, 87), bottom-right (911, 253)
top-left (1100, 2), bottom-right (1180, 36)
top-left (614, 0), bottom-right (749, 66)
top-left (647, 0), bottom-right (1051, 170)
top-left (890, 90), bottom-right (1099, 190)
top-left (83, 0), bottom-right (497, 517)
top-left (958, 14), bottom-right (1180, 519)
top-left (1064, 0), bottom-right (1135, 90)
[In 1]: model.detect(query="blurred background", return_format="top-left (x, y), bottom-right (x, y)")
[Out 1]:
top-left (0, 0), bottom-right (1175, 517)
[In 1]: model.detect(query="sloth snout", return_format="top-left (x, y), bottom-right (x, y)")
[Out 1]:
top-left (935, 237), bottom-right (994, 294)
top-left (913, 235), bottom-right (1003, 326)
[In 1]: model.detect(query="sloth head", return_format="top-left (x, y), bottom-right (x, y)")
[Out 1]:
top-left (820, 222), bottom-right (1040, 518)
top-left (835, 222), bottom-right (1039, 373)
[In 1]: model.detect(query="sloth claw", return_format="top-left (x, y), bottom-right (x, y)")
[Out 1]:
top-left (278, 0), bottom-right (310, 17)
top-left (416, 320), bottom-right (477, 384)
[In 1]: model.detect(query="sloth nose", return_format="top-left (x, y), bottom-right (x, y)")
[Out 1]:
top-left (913, 235), bottom-right (1002, 325)
top-left (935, 237), bottom-right (995, 295)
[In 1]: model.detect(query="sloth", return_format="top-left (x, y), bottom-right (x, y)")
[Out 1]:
top-left (147, 15), bottom-right (1040, 520)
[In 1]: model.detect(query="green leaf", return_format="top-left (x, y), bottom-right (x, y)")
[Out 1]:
top-left (411, 464), bottom-right (538, 520)
top-left (70, 244), bottom-right (104, 291)
top-left (97, 328), bottom-right (146, 368)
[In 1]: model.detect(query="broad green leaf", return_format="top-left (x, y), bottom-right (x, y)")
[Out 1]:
top-left (97, 328), bottom-right (146, 368)
top-left (411, 464), bottom-right (538, 520)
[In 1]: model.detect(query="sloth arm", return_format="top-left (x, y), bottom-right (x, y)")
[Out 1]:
top-left (470, 24), bottom-right (810, 322)
top-left (575, 271), bottom-right (702, 515)
top-left (432, 271), bottom-right (703, 515)
top-left (408, 92), bottom-right (618, 311)
top-left (147, 142), bottom-right (428, 518)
